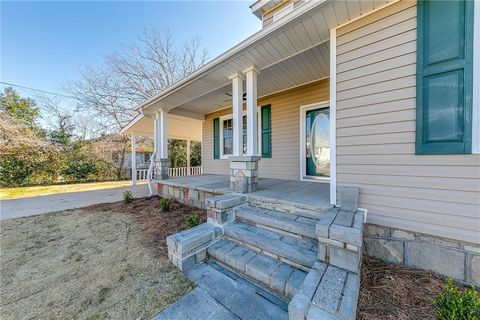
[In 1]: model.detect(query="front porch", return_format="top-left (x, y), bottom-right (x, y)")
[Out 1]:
top-left (156, 174), bottom-right (331, 212)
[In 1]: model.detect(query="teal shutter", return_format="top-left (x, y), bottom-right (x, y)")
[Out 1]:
top-left (261, 104), bottom-right (271, 158)
top-left (416, 0), bottom-right (473, 154)
top-left (213, 117), bottom-right (220, 159)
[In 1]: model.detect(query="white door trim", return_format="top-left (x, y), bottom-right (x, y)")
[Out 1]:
top-left (299, 101), bottom-right (330, 182)
top-left (329, 28), bottom-right (337, 205)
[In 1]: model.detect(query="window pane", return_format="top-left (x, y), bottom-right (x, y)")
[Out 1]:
top-left (224, 137), bottom-right (233, 155)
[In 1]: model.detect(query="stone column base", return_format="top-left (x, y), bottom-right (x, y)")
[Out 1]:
top-left (206, 193), bottom-right (247, 225)
top-left (154, 158), bottom-right (168, 180)
top-left (229, 155), bottom-right (260, 193)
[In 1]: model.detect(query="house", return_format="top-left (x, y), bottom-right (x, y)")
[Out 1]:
top-left (122, 0), bottom-right (479, 318)
top-left (122, 113), bottom-right (203, 183)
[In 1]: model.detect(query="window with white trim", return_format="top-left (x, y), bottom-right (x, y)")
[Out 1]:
top-left (222, 118), bottom-right (233, 155)
top-left (220, 110), bottom-right (261, 159)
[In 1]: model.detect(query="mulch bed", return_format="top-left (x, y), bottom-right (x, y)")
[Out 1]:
top-left (358, 256), bottom-right (445, 320)
top-left (84, 196), bottom-right (206, 257)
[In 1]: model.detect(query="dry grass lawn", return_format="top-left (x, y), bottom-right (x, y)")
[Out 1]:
top-left (0, 180), bottom-right (144, 200)
top-left (1, 195), bottom-right (451, 320)
top-left (0, 197), bottom-right (206, 320)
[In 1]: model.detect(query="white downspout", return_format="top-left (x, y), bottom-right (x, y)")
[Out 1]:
top-left (142, 110), bottom-right (156, 198)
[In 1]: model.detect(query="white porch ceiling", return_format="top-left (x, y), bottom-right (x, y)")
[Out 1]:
top-left (140, 0), bottom-right (394, 117)
top-left (121, 114), bottom-right (202, 140)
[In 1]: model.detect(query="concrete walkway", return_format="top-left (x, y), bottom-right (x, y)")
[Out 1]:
top-left (0, 184), bottom-right (153, 220)
top-left (154, 262), bottom-right (288, 320)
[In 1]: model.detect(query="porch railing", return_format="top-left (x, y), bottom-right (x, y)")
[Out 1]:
top-left (168, 166), bottom-right (202, 178)
top-left (133, 166), bottom-right (202, 181)
top-left (136, 168), bottom-right (149, 181)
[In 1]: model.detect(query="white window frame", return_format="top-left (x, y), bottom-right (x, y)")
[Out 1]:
top-left (273, 3), bottom-right (294, 22)
top-left (219, 107), bottom-right (262, 159)
top-left (299, 101), bottom-right (330, 182)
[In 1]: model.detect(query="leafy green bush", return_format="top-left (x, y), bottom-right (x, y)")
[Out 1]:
top-left (62, 159), bottom-right (97, 181)
top-left (185, 212), bottom-right (200, 229)
top-left (433, 279), bottom-right (480, 320)
top-left (123, 190), bottom-right (133, 204)
top-left (0, 146), bottom-right (61, 187)
top-left (160, 198), bottom-right (171, 212)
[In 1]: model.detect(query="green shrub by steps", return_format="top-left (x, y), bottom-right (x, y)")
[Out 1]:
top-left (122, 190), bottom-right (133, 204)
top-left (185, 212), bottom-right (200, 229)
top-left (159, 198), bottom-right (171, 212)
top-left (433, 279), bottom-right (480, 320)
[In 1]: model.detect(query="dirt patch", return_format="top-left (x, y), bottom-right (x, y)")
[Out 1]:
top-left (358, 256), bottom-right (445, 320)
top-left (84, 196), bottom-right (207, 257)
top-left (0, 196), bottom-right (205, 320)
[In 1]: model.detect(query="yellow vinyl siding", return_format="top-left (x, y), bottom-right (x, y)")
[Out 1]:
top-left (202, 79), bottom-right (330, 180)
top-left (336, 0), bottom-right (480, 244)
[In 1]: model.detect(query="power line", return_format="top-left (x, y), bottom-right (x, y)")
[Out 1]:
top-left (0, 81), bottom-right (77, 99)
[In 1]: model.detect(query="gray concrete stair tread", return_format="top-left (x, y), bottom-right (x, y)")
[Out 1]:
top-left (187, 261), bottom-right (289, 320)
top-left (224, 222), bottom-right (318, 269)
top-left (207, 239), bottom-right (307, 300)
top-left (289, 262), bottom-right (360, 320)
top-left (153, 287), bottom-right (239, 320)
top-left (235, 204), bottom-right (317, 239)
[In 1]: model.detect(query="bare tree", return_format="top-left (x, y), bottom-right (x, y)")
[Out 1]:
top-left (40, 96), bottom-right (75, 133)
top-left (67, 29), bottom-right (208, 136)
top-left (66, 29), bottom-right (207, 178)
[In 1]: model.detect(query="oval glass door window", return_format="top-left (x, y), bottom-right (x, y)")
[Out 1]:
top-left (306, 108), bottom-right (330, 177)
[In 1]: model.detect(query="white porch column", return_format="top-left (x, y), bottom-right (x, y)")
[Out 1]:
top-left (131, 132), bottom-right (137, 185)
top-left (244, 66), bottom-right (259, 156)
top-left (229, 66), bottom-right (260, 194)
top-left (187, 139), bottom-right (191, 174)
top-left (159, 109), bottom-right (168, 159)
top-left (154, 109), bottom-right (169, 180)
top-left (229, 73), bottom-right (244, 156)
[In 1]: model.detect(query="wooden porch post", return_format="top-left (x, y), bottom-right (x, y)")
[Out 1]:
top-left (131, 132), bottom-right (137, 186)
top-left (154, 109), bottom-right (169, 180)
top-left (229, 73), bottom-right (244, 156)
top-left (244, 66), bottom-right (259, 156)
top-left (187, 139), bottom-right (191, 175)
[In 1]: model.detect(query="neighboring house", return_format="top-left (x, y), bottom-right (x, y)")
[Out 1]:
top-left (122, 1), bottom-right (479, 317)
top-left (122, 151), bottom-right (152, 169)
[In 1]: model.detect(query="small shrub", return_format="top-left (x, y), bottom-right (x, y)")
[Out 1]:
top-left (433, 278), bottom-right (480, 320)
top-left (123, 190), bottom-right (133, 204)
top-left (160, 198), bottom-right (171, 211)
top-left (185, 212), bottom-right (200, 229)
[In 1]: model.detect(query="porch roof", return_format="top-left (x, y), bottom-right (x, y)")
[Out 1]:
top-left (120, 113), bottom-right (202, 140)
top-left (137, 0), bottom-right (381, 119)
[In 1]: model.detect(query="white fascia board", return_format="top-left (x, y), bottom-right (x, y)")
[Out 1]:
top-left (120, 113), bottom-right (145, 135)
top-left (139, 0), bottom-right (329, 113)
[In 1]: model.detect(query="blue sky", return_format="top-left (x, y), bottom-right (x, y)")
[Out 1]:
top-left (1, 1), bottom-right (261, 105)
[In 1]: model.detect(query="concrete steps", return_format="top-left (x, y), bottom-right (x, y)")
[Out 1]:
top-left (234, 204), bottom-right (318, 241)
top-left (247, 197), bottom-right (329, 220)
top-left (207, 239), bottom-right (307, 301)
top-left (289, 261), bottom-right (360, 320)
top-left (224, 222), bottom-right (318, 271)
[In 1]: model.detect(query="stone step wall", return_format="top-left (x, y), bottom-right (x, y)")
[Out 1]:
top-left (364, 224), bottom-right (480, 287)
top-left (157, 183), bottom-right (219, 209)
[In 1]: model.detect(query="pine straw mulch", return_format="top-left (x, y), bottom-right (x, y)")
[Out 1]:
top-left (357, 256), bottom-right (446, 320)
top-left (84, 196), bottom-right (207, 257)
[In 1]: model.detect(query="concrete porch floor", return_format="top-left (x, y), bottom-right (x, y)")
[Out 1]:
top-left (157, 174), bottom-right (331, 211)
